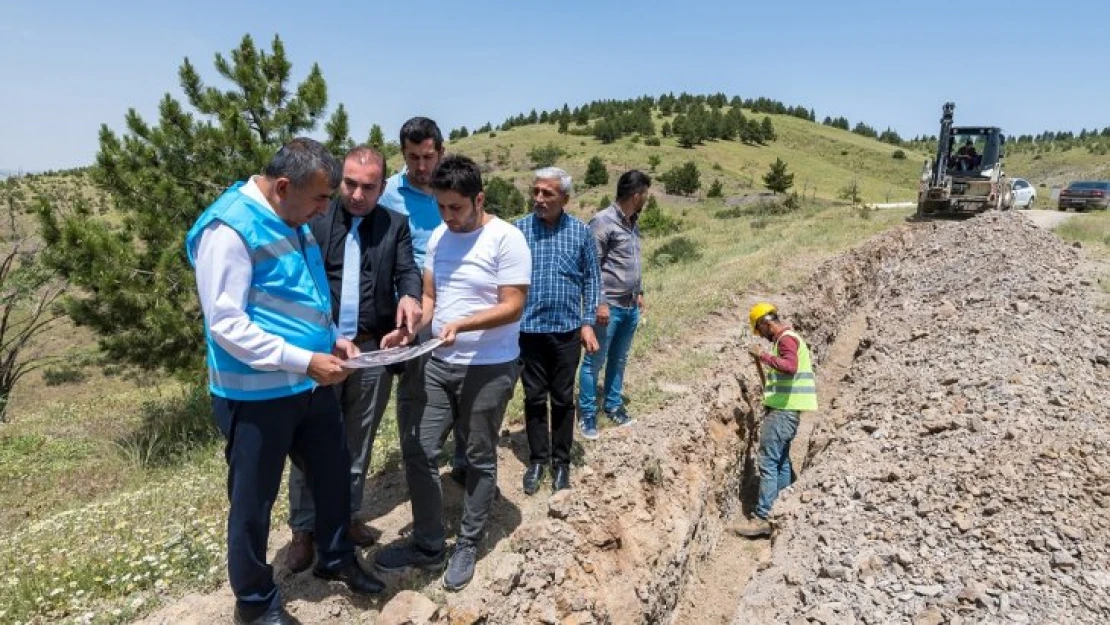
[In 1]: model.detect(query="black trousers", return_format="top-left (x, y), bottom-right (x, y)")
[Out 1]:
top-left (519, 330), bottom-right (582, 467)
top-left (212, 388), bottom-right (354, 614)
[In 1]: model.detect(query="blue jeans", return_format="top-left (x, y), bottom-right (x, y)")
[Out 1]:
top-left (578, 305), bottom-right (640, 418)
top-left (755, 409), bottom-right (800, 519)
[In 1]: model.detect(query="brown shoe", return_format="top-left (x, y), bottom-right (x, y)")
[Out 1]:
top-left (727, 517), bottom-right (773, 539)
top-left (348, 520), bottom-right (377, 548)
top-left (287, 531), bottom-right (314, 573)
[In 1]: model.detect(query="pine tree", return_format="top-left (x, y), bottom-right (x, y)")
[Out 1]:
top-left (483, 177), bottom-right (526, 218)
top-left (35, 34), bottom-right (352, 375)
top-left (368, 124), bottom-right (386, 149)
top-left (584, 156), bottom-right (609, 188)
top-left (660, 161), bottom-right (701, 195)
top-left (762, 158), bottom-right (794, 195)
top-left (707, 179), bottom-right (724, 198)
top-left (760, 116), bottom-right (777, 142)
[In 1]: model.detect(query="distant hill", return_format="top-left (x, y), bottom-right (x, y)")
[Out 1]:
top-left (422, 108), bottom-right (928, 207)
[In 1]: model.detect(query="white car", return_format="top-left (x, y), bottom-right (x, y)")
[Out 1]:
top-left (1011, 178), bottom-right (1037, 209)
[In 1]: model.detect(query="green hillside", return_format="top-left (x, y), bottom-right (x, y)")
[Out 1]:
top-left (424, 110), bottom-right (927, 206)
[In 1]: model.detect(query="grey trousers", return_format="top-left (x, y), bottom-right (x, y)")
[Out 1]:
top-left (400, 356), bottom-right (519, 551)
top-left (397, 329), bottom-right (467, 471)
top-left (288, 363), bottom-right (393, 532)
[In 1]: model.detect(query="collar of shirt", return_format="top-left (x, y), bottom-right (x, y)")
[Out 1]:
top-left (397, 170), bottom-right (435, 199)
top-left (241, 177), bottom-right (277, 214)
top-left (607, 203), bottom-right (637, 229)
top-left (533, 210), bottom-right (568, 232)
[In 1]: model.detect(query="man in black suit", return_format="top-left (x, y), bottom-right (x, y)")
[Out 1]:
top-left (285, 145), bottom-right (423, 572)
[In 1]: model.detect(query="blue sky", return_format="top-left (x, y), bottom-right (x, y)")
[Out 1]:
top-left (2, 0), bottom-right (1108, 171)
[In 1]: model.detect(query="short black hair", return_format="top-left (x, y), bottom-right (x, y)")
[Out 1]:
top-left (264, 137), bottom-right (341, 188)
top-left (616, 169), bottom-right (652, 201)
top-left (430, 154), bottom-right (483, 201)
top-left (399, 116), bottom-right (444, 151)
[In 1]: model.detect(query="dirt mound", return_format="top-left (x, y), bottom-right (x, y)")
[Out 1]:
top-left (736, 212), bottom-right (1110, 624)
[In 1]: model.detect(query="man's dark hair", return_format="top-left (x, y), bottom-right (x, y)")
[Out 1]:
top-left (264, 137), bottom-right (341, 188)
top-left (430, 154), bottom-right (483, 201)
top-left (343, 145), bottom-right (386, 171)
top-left (616, 169), bottom-right (652, 201)
top-left (399, 116), bottom-right (444, 151)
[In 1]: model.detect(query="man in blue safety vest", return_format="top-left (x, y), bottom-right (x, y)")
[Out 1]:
top-left (186, 138), bottom-right (384, 625)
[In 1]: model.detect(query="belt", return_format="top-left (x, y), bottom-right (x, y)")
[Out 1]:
top-left (607, 293), bottom-right (638, 308)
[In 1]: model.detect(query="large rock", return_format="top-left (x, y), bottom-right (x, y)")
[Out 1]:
top-left (377, 590), bottom-right (439, 625)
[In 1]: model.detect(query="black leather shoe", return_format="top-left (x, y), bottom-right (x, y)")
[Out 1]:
top-left (522, 463), bottom-right (546, 495)
top-left (313, 560), bottom-right (386, 595)
top-left (233, 604), bottom-right (301, 625)
top-left (552, 465), bottom-right (570, 492)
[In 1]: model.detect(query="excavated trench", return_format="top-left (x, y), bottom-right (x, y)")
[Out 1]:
top-left (446, 223), bottom-right (929, 625)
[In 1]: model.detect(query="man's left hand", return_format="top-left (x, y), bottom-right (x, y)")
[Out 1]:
top-left (747, 344), bottom-right (763, 359)
top-left (334, 338), bottom-right (360, 359)
top-left (396, 296), bottom-right (423, 335)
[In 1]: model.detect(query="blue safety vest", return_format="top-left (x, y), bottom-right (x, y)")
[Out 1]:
top-left (186, 183), bottom-right (334, 400)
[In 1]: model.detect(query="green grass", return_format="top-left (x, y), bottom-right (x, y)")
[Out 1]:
top-left (1054, 210), bottom-right (1110, 308)
top-left (1055, 209), bottom-right (1110, 250)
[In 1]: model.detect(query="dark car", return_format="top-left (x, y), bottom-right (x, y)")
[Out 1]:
top-left (1058, 181), bottom-right (1110, 211)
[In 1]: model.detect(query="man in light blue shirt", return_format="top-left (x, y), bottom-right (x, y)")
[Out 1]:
top-left (380, 117), bottom-right (444, 270)
top-left (379, 117), bottom-right (469, 481)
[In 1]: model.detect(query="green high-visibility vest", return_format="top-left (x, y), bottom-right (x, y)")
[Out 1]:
top-left (763, 330), bottom-right (818, 411)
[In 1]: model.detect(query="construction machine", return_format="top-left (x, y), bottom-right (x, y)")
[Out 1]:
top-left (916, 102), bottom-right (1012, 218)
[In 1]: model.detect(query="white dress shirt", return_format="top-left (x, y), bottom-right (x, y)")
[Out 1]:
top-left (193, 177), bottom-right (315, 374)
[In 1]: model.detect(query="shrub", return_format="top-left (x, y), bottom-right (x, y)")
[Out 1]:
top-left (707, 179), bottom-right (724, 198)
top-left (639, 196), bottom-right (682, 236)
top-left (651, 236), bottom-right (701, 266)
top-left (714, 206), bottom-right (746, 219)
top-left (597, 194), bottom-right (611, 209)
top-left (42, 364), bottom-right (88, 386)
top-left (584, 156), bottom-right (609, 188)
top-left (892, 149), bottom-right (906, 159)
top-left (838, 179), bottom-right (863, 206)
top-left (484, 176), bottom-right (527, 218)
top-left (644, 137), bottom-right (661, 147)
top-left (528, 142), bottom-right (565, 168)
top-left (114, 384), bottom-right (218, 469)
top-left (659, 161), bottom-right (701, 195)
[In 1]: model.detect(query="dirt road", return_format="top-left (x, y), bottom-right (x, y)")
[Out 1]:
top-left (1023, 208), bottom-right (1075, 229)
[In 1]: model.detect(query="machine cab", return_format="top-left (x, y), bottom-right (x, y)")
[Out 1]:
top-left (946, 126), bottom-right (1005, 175)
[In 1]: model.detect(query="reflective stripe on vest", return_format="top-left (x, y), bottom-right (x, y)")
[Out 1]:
top-left (186, 182), bottom-right (335, 401)
top-left (763, 330), bottom-right (818, 411)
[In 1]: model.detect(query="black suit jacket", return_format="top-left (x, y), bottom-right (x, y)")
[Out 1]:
top-left (309, 200), bottom-right (422, 340)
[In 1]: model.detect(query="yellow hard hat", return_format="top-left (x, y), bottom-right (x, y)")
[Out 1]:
top-left (748, 302), bottom-right (777, 332)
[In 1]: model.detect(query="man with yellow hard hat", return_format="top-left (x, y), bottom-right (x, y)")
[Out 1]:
top-left (730, 302), bottom-right (818, 538)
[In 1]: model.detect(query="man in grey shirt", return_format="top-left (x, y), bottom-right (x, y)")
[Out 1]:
top-left (577, 170), bottom-right (651, 439)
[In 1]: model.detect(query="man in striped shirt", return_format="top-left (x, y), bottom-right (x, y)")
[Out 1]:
top-left (514, 167), bottom-right (601, 494)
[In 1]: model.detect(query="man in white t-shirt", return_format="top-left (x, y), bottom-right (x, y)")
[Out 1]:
top-left (374, 155), bottom-right (531, 592)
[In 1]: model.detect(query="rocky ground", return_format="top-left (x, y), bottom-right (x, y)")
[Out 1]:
top-left (136, 211), bottom-right (1109, 625)
top-left (736, 212), bottom-right (1110, 624)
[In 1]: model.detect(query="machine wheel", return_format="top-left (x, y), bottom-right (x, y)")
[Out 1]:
top-left (1027, 197), bottom-right (1035, 210)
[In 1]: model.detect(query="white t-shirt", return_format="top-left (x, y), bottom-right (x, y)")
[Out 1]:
top-left (426, 217), bottom-right (532, 365)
